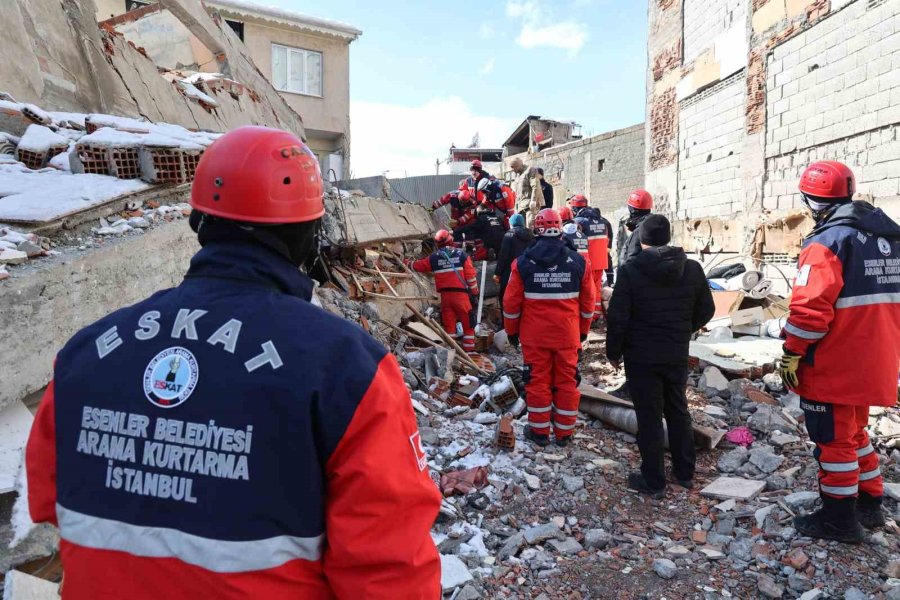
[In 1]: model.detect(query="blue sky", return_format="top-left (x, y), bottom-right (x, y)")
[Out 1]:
top-left (269, 0), bottom-right (648, 177)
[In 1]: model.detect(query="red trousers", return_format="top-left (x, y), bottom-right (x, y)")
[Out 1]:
top-left (801, 399), bottom-right (883, 499)
top-left (591, 270), bottom-right (605, 320)
top-left (522, 345), bottom-right (580, 439)
top-left (440, 292), bottom-right (475, 352)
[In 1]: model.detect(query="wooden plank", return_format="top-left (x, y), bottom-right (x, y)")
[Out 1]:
top-left (405, 321), bottom-right (443, 343)
top-left (373, 264), bottom-right (400, 297)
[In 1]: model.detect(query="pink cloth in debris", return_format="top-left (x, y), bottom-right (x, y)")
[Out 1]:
top-left (725, 426), bottom-right (755, 447)
top-left (439, 466), bottom-right (489, 496)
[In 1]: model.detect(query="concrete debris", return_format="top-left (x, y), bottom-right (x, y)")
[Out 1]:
top-left (440, 554), bottom-right (474, 591)
top-left (701, 477), bottom-right (767, 500)
top-left (652, 557), bottom-right (678, 579)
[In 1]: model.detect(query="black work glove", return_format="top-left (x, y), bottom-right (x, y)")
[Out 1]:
top-left (508, 334), bottom-right (519, 349)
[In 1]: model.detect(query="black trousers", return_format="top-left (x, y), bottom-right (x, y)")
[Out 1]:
top-left (625, 361), bottom-right (695, 490)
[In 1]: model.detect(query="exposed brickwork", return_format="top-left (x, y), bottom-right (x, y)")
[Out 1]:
top-left (806, 0), bottom-right (830, 21)
top-left (746, 48), bottom-right (766, 134)
top-left (652, 42), bottom-right (683, 82)
top-left (649, 89), bottom-right (678, 170)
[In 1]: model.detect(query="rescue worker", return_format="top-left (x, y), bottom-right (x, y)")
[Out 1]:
top-left (478, 177), bottom-right (517, 228)
top-left (510, 157), bottom-right (540, 226)
top-left (409, 230), bottom-right (480, 352)
top-left (25, 126), bottom-right (442, 599)
top-left (569, 194), bottom-right (610, 320)
top-left (559, 206), bottom-right (590, 265)
top-left (778, 161), bottom-right (900, 543)
top-left (433, 187), bottom-right (477, 232)
top-left (454, 203), bottom-right (506, 260)
top-left (537, 168), bottom-right (554, 210)
top-left (503, 209), bottom-right (596, 447)
top-left (619, 189), bottom-right (653, 268)
top-left (494, 213), bottom-right (534, 310)
top-left (470, 158), bottom-right (490, 182)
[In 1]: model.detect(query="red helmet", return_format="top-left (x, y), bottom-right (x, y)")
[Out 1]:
top-left (471, 159), bottom-right (483, 170)
top-left (434, 229), bottom-right (453, 247)
top-left (627, 189), bottom-right (653, 210)
top-left (569, 194), bottom-right (588, 208)
top-left (458, 188), bottom-right (472, 203)
top-left (558, 206), bottom-right (574, 221)
top-left (191, 126), bottom-right (323, 224)
top-left (534, 208), bottom-right (562, 237)
top-left (458, 178), bottom-right (467, 190)
top-left (799, 161), bottom-right (855, 199)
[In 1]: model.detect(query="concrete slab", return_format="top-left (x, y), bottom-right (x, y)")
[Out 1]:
top-left (690, 336), bottom-right (784, 374)
top-left (2, 570), bottom-right (59, 599)
top-left (0, 402), bottom-right (33, 494)
top-left (0, 219), bottom-right (199, 413)
top-left (700, 476), bottom-right (767, 501)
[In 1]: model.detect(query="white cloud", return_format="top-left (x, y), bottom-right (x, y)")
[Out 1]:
top-left (516, 22), bottom-right (587, 55)
top-left (505, 0), bottom-right (588, 57)
top-left (479, 23), bottom-right (493, 39)
top-left (479, 58), bottom-right (495, 76)
top-left (349, 97), bottom-right (517, 179)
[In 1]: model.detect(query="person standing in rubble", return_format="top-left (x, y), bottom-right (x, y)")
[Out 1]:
top-left (537, 168), bottom-right (554, 209)
top-left (503, 209), bottom-right (596, 447)
top-left (605, 214), bottom-right (715, 498)
top-left (25, 127), bottom-right (442, 599)
top-left (454, 203), bottom-right (506, 260)
top-left (510, 156), bottom-right (540, 226)
top-left (559, 206), bottom-right (590, 266)
top-left (778, 161), bottom-right (900, 544)
top-left (619, 189), bottom-right (653, 268)
top-left (409, 230), bottom-right (480, 352)
top-left (494, 213), bottom-right (534, 311)
top-left (569, 194), bottom-right (610, 321)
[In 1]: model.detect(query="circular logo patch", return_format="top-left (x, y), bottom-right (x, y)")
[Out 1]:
top-left (143, 347), bottom-right (199, 409)
top-left (877, 237), bottom-right (892, 257)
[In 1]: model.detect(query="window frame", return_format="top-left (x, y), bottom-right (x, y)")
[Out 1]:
top-left (271, 43), bottom-right (323, 98)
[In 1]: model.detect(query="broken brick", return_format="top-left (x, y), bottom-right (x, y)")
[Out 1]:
top-left (691, 530), bottom-right (707, 544)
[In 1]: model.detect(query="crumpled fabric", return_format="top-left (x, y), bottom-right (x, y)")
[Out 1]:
top-left (440, 466), bottom-right (489, 497)
top-left (725, 426), bottom-right (755, 447)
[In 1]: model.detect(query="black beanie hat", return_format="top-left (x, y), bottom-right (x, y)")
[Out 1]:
top-left (639, 214), bottom-right (671, 247)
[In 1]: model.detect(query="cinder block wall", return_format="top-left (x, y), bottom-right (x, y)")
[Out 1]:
top-left (645, 0), bottom-right (900, 256)
top-left (526, 123), bottom-right (646, 216)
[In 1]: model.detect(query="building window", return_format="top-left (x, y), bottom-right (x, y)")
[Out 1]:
top-left (125, 0), bottom-right (151, 11)
top-left (272, 44), bottom-right (322, 97)
top-left (225, 19), bottom-right (244, 42)
top-left (597, 159), bottom-right (605, 172)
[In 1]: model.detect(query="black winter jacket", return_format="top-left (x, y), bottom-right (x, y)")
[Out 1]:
top-left (619, 213), bottom-right (649, 268)
top-left (455, 212), bottom-right (506, 256)
top-left (606, 246), bottom-right (714, 366)
top-left (494, 226), bottom-right (534, 286)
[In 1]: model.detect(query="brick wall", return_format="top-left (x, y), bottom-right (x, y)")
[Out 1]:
top-left (683, 0), bottom-right (748, 64)
top-left (678, 73), bottom-right (747, 217)
top-left (528, 124), bottom-right (646, 215)
top-left (765, 0), bottom-right (900, 213)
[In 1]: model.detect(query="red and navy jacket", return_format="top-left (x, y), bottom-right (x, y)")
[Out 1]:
top-left (503, 237), bottom-right (596, 349)
top-left (481, 181), bottom-right (516, 227)
top-left (432, 191), bottom-right (476, 227)
top-left (411, 246), bottom-right (479, 295)
top-left (26, 242), bottom-right (441, 600)
top-left (562, 221), bottom-right (590, 264)
top-left (783, 202), bottom-right (900, 407)
top-left (574, 206), bottom-right (612, 272)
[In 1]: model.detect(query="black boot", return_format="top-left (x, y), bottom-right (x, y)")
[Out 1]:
top-left (555, 435), bottom-right (571, 448)
top-left (857, 492), bottom-right (886, 529)
top-left (524, 427), bottom-right (550, 448)
top-left (794, 496), bottom-right (865, 544)
top-left (627, 472), bottom-right (665, 499)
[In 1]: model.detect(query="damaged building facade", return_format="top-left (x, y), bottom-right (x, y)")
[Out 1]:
top-left (502, 117), bottom-right (646, 216)
top-left (95, 0), bottom-right (360, 178)
top-left (646, 0), bottom-right (900, 263)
